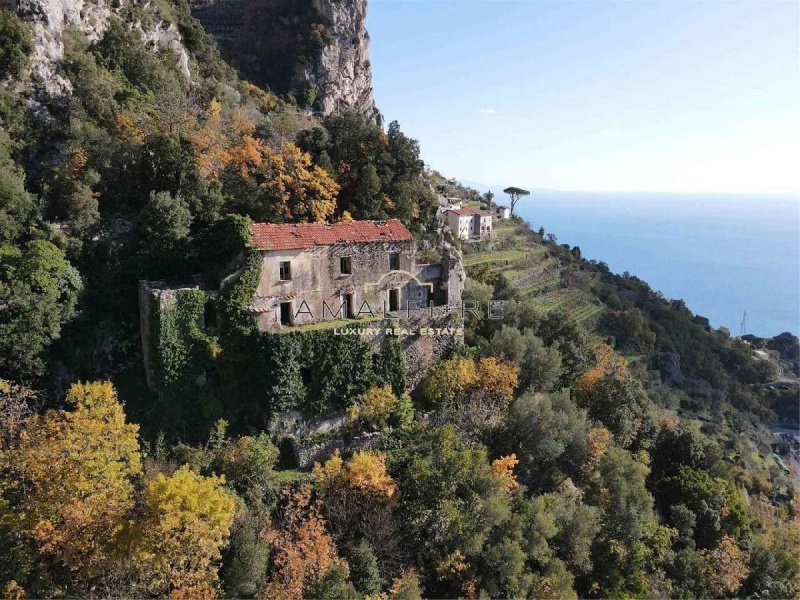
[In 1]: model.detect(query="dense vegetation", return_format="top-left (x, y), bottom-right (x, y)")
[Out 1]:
top-left (1, 1), bottom-right (798, 598)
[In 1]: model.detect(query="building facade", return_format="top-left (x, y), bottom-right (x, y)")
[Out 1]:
top-left (444, 207), bottom-right (494, 240)
top-left (495, 205), bottom-right (511, 219)
top-left (247, 219), bottom-right (462, 330)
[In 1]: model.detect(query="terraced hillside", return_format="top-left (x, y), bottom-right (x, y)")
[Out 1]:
top-left (463, 217), bottom-right (606, 329)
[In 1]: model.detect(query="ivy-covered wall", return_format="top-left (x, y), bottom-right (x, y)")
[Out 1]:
top-left (152, 288), bottom-right (219, 390)
top-left (144, 241), bottom-right (407, 438)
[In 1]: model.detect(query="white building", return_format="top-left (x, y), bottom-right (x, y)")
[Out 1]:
top-left (495, 205), bottom-right (511, 219)
top-left (445, 207), bottom-right (494, 240)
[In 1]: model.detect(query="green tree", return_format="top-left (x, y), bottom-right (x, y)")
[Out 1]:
top-left (486, 325), bottom-right (562, 392)
top-left (575, 345), bottom-right (654, 448)
top-left (535, 310), bottom-right (590, 388)
top-left (502, 186), bottom-right (530, 216)
top-left (0, 240), bottom-right (82, 381)
top-left (649, 425), bottom-right (721, 482)
top-left (388, 426), bottom-right (518, 597)
top-left (141, 190), bottom-right (192, 247)
top-left (297, 114), bottom-right (432, 226)
top-left (601, 308), bottom-right (656, 352)
top-left (587, 447), bottom-right (673, 598)
top-left (0, 129), bottom-right (38, 244)
top-left (305, 563), bottom-right (360, 600)
top-left (0, 10), bottom-right (32, 80)
top-left (655, 465), bottom-right (749, 549)
top-left (503, 392), bottom-right (589, 492)
top-left (343, 540), bottom-right (382, 595)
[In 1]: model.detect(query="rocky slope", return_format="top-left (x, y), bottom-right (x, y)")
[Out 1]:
top-left (11, 0), bottom-right (192, 108)
top-left (191, 0), bottom-right (381, 124)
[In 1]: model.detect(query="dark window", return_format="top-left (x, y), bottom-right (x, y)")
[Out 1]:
top-left (203, 300), bottom-right (217, 329)
top-left (279, 261), bottom-right (292, 281)
top-left (280, 302), bottom-right (292, 326)
top-left (389, 252), bottom-right (400, 270)
top-left (340, 256), bottom-right (352, 275)
top-left (389, 288), bottom-right (400, 312)
top-left (344, 293), bottom-right (355, 318)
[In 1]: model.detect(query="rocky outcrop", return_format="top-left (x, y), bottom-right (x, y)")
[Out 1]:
top-left (192, 0), bottom-right (381, 124)
top-left (15, 0), bottom-right (112, 99)
top-left (291, 431), bottom-right (381, 469)
top-left (12, 0), bottom-right (192, 107)
top-left (649, 352), bottom-right (682, 385)
top-left (304, 0), bottom-right (380, 123)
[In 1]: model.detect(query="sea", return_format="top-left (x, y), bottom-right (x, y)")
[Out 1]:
top-left (498, 190), bottom-right (799, 338)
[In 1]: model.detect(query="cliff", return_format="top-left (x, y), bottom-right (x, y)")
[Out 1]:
top-left (11, 0), bottom-right (191, 107)
top-left (191, 0), bottom-right (382, 124)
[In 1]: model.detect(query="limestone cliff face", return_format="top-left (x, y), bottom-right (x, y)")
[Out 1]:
top-left (11, 0), bottom-right (191, 106)
top-left (15, 0), bottom-right (112, 100)
top-left (303, 0), bottom-right (381, 123)
top-left (192, 0), bottom-right (381, 124)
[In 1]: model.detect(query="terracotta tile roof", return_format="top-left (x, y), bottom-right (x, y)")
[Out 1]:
top-left (250, 219), bottom-right (413, 251)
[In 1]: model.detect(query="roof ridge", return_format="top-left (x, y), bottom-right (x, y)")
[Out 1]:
top-left (250, 219), bottom-right (413, 251)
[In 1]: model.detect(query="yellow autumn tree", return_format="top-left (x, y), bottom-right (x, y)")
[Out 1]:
top-left (581, 427), bottom-right (612, 476)
top-left (313, 449), bottom-right (397, 502)
top-left (190, 99), bottom-right (233, 182)
top-left (423, 356), bottom-right (518, 440)
top-left (422, 356), bottom-right (478, 404)
top-left (347, 385), bottom-right (406, 430)
top-left (259, 485), bottom-right (349, 600)
top-left (228, 140), bottom-right (339, 223)
top-left (3, 381), bottom-right (141, 575)
top-left (475, 357), bottom-right (520, 405)
top-left (576, 344), bottom-right (628, 395)
top-left (311, 450), bottom-right (402, 582)
top-left (259, 143), bottom-right (339, 222)
top-left (131, 465), bottom-right (235, 597)
top-left (112, 112), bottom-right (146, 144)
top-left (491, 454), bottom-right (520, 494)
top-left (423, 356), bottom-right (517, 406)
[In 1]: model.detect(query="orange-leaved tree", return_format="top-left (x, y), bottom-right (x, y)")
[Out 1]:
top-left (258, 484), bottom-right (350, 600)
top-left (701, 535), bottom-right (749, 596)
top-left (189, 98), bottom-right (339, 222)
top-left (312, 450), bottom-right (403, 585)
top-left (491, 454), bottom-right (520, 494)
top-left (575, 344), bottom-right (652, 448)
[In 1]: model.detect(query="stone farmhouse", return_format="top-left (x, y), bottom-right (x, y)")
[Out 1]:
top-left (444, 206), bottom-right (495, 241)
top-left (138, 219), bottom-right (465, 391)
top-left (246, 219), bottom-right (463, 330)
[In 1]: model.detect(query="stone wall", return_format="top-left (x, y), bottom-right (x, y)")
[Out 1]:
top-left (138, 277), bottom-right (205, 390)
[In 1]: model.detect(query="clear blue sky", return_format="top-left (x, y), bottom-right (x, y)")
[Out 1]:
top-left (366, 0), bottom-right (800, 193)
